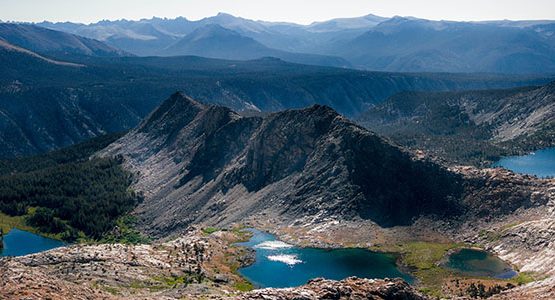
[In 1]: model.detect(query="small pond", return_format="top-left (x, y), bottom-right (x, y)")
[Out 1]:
top-left (236, 229), bottom-right (412, 288)
top-left (0, 228), bottom-right (65, 257)
top-left (493, 147), bottom-right (555, 178)
top-left (443, 248), bottom-right (517, 279)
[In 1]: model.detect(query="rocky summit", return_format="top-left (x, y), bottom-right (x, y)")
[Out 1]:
top-left (100, 92), bottom-right (471, 237)
top-left (101, 93), bottom-right (552, 240)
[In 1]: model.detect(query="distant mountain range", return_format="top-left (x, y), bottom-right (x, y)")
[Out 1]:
top-left (0, 19), bottom-right (554, 158)
top-left (0, 23), bottom-right (126, 57)
top-left (33, 13), bottom-right (555, 73)
top-left (162, 24), bottom-right (350, 67)
top-left (1, 36), bottom-right (551, 158)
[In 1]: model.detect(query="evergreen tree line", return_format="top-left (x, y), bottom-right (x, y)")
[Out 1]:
top-left (0, 134), bottom-right (142, 241)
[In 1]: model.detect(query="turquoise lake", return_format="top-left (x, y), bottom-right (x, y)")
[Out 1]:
top-left (236, 229), bottom-right (412, 288)
top-left (0, 228), bottom-right (64, 257)
top-left (443, 248), bottom-right (517, 279)
top-left (493, 147), bottom-right (555, 178)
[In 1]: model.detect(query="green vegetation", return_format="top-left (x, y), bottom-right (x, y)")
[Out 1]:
top-left (511, 272), bottom-right (541, 286)
top-left (466, 282), bottom-right (515, 299)
top-left (230, 226), bottom-right (252, 243)
top-left (372, 241), bottom-right (463, 298)
top-left (0, 133), bottom-right (124, 176)
top-left (152, 275), bottom-right (188, 287)
top-left (401, 242), bottom-right (459, 270)
top-left (233, 280), bottom-right (254, 292)
top-left (0, 211), bottom-right (31, 234)
top-left (102, 286), bottom-right (120, 295)
top-left (372, 240), bottom-right (544, 298)
top-left (101, 215), bottom-right (151, 244)
top-left (0, 134), bottom-right (142, 241)
top-left (127, 280), bottom-right (166, 291)
top-left (401, 242), bottom-right (460, 297)
top-left (0, 210), bottom-right (64, 240)
top-left (202, 227), bottom-right (220, 235)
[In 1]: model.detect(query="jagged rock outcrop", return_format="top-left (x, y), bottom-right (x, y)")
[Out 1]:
top-left (453, 166), bottom-right (552, 219)
top-left (101, 93), bottom-right (468, 236)
top-left (238, 277), bottom-right (428, 300)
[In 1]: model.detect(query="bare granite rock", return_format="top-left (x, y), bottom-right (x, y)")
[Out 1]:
top-left (237, 277), bottom-right (428, 300)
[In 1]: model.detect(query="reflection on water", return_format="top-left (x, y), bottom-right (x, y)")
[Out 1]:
top-left (236, 228), bottom-right (412, 288)
top-left (443, 248), bottom-right (517, 279)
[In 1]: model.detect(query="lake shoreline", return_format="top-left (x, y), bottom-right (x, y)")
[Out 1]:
top-left (493, 147), bottom-right (555, 178)
top-left (235, 228), bottom-right (413, 288)
top-left (0, 228), bottom-right (65, 257)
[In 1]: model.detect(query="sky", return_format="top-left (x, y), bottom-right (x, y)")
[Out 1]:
top-left (1, 0), bottom-right (555, 25)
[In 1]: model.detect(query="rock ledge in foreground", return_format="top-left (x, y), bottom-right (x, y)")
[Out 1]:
top-left (238, 277), bottom-right (428, 300)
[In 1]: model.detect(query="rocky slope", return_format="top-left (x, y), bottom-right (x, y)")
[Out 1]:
top-left (100, 93), bottom-right (469, 237)
top-left (0, 229), bottom-right (249, 299)
top-left (99, 93), bottom-right (552, 239)
top-left (358, 81), bottom-right (555, 165)
top-left (0, 39), bottom-right (84, 67)
top-left (3, 94), bottom-right (555, 299)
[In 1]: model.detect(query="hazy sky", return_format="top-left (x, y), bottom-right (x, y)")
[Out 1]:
top-left (2, 0), bottom-right (555, 24)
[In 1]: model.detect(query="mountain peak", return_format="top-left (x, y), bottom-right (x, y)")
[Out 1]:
top-left (186, 23), bottom-right (242, 39)
top-left (169, 91), bottom-right (204, 107)
top-left (103, 96), bottom-right (465, 235)
top-left (215, 12), bottom-right (235, 18)
top-left (138, 92), bottom-right (206, 135)
top-left (305, 103), bottom-right (341, 117)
